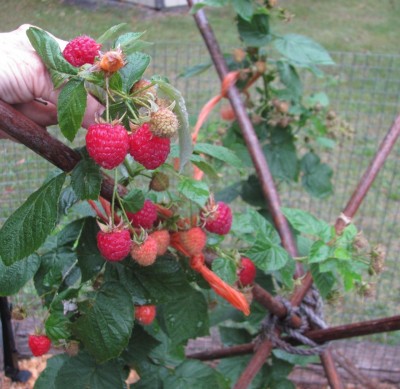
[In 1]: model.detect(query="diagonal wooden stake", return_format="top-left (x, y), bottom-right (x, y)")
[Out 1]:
top-left (186, 2), bottom-right (344, 388)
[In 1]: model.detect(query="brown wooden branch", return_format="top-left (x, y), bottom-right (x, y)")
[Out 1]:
top-left (186, 315), bottom-right (400, 360)
top-left (186, 3), bottom-right (344, 388)
top-left (0, 100), bottom-right (127, 200)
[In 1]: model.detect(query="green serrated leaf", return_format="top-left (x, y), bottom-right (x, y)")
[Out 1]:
top-left (115, 32), bottom-right (149, 55)
top-left (263, 130), bottom-right (299, 182)
top-left (121, 325), bottom-right (161, 366)
top-left (308, 240), bottom-right (331, 264)
top-left (310, 263), bottom-right (336, 298)
top-left (71, 156), bottom-right (102, 200)
top-left (277, 60), bottom-right (303, 100)
top-left (57, 79), bottom-right (87, 142)
top-left (246, 238), bottom-right (290, 272)
top-left (26, 27), bottom-right (78, 77)
top-left (34, 354), bottom-right (69, 389)
top-left (190, 155), bottom-right (219, 179)
top-left (194, 143), bottom-right (242, 169)
top-left (45, 311), bottom-right (71, 342)
top-left (97, 23), bottom-right (127, 44)
top-left (34, 220), bottom-right (83, 306)
top-left (163, 360), bottom-right (229, 389)
top-left (178, 177), bottom-right (210, 207)
top-left (212, 257), bottom-right (237, 285)
top-left (120, 188), bottom-right (145, 213)
top-left (237, 13), bottom-right (271, 47)
top-left (0, 254), bottom-right (40, 296)
top-left (120, 52), bottom-right (150, 93)
top-left (274, 34), bottom-right (334, 67)
top-left (179, 61), bottom-right (213, 78)
top-left (72, 282), bottom-right (134, 362)
top-left (281, 207), bottom-right (332, 241)
top-left (152, 79), bottom-right (192, 171)
top-left (232, 0), bottom-right (254, 22)
top-left (301, 152), bottom-right (333, 199)
top-left (0, 173), bottom-right (66, 265)
top-left (106, 257), bottom-right (193, 305)
top-left (76, 217), bottom-right (105, 282)
top-left (58, 186), bottom-right (78, 216)
top-left (55, 351), bottom-right (127, 389)
top-left (159, 288), bottom-right (209, 346)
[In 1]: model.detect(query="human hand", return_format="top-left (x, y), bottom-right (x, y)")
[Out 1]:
top-left (0, 24), bottom-right (103, 139)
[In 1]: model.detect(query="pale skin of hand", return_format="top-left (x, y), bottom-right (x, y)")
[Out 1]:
top-left (0, 24), bottom-right (103, 139)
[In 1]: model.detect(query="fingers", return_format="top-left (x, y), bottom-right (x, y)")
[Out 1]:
top-left (12, 100), bottom-right (58, 127)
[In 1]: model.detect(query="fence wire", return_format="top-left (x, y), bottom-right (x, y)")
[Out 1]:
top-left (1, 45), bottom-right (400, 379)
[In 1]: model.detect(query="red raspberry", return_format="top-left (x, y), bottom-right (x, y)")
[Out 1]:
top-left (129, 123), bottom-right (170, 170)
top-left (202, 201), bottom-right (232, 235)
top-left (238, 257), bottom-right (256, 286)
top-left (170, 227), bottom-right (207, 256)
top-left (63, 35), bottom-right (101, 67)
top-left (97, 229), bottom-right (132, 262)
top-left (127, 199), bottom-right (157, 229)
top-left (131, 236), bottom-right (158, 266)
top-left (135, 305), bottom-right (156, 325)
top-left (28, 334), bottom-right (51, 357)
top-left (86, 123), bottom-right (129, 169)
top-left (150, 229), bottom-right (170, 256)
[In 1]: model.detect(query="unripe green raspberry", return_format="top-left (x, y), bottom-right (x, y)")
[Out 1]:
top-left (150, 108), bottom-right (179, 138)
top-left (149, 172), bottom-right (169, 192)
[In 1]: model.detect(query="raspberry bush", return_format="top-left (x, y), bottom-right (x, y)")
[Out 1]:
top-left (0, 13), bottom-right (382, 389)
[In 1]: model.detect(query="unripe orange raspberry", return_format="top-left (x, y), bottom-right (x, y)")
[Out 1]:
top-left (131, 79), bottom-right (157, 99)
top-left (131, 236), bottom-right (158, 266)
top-left (98, 48), bottom-right (125, 73)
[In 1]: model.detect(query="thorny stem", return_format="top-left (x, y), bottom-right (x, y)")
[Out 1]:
top-left (111, 169), bottom-right (118, 227)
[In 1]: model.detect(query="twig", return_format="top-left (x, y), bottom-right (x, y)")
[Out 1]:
top-left (186, 315), bottom-right (400, 360)
top-left (0, 100), bottom-right (127, 201)
top-left (186, 4), bottom-right (343, 388)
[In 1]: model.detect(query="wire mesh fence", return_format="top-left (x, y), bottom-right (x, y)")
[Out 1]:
top-left (1, 44), bottom-right (400, 383)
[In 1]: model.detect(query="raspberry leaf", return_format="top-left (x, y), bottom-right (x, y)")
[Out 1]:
top-left (274, 33), bottom-right (334, 68)
top-left (119, 52), bottom-right (150, 93)
top-left (96, 23), bottom-right (127, 44)
top-left (211, 257), bottom-right (237, 285)
top-left (121, 325), bottom-right (161, 366)
top-left (58, 79), bottom-right (87, 142)
top-left (163, 360), bottom-right (229, 389)
top-left (34, 219), bottom-right (84, 306)
top-left (152, 78), bottom-right (192, 171)
top-left (34, 354), bottom-right (69, 389)
top-left (158, 288), bottom-right (209, 346)
top-left (72, 281), bottom-right (134, 363)
top-left (115, 32), bottom-right (148, 55)
top-left (177, 177), bottom-right (210, 207)
top-left (309, 263), bottom-right (336, 298)
top-left (281, 207), bottom-right (332, 242)
top-left (120, 188), bottom-right (145, 213)
top-left (0, 254), bottom-right (40, 295)
top-left (45, 310), bottom-right (71, 341)
top-left (71, 152), bottom-right (102, 200)
top-left (106, 257), bottom-right (193, 305)
top-left (300, 151), bottom-right (333, 199)
top-left (26, 27), bottom-right (78, 86)
top-left (55, 351), bottom-right (128, 388)
top-left (0, 172), bottom-right (66, 265)
top-left (76, 217), bottom-right (105, 282)
top-left (194, 143), bottom-right (243, 169)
